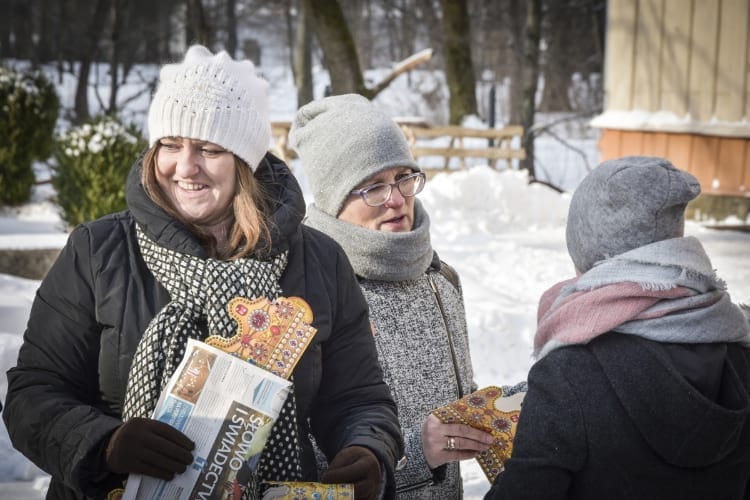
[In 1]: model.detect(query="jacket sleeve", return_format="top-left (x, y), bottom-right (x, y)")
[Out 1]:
top-left (400, 423), bottom-right (445, 487)
top-left (485, 352), bottom-right (586, 500)
top-left (308, 244), bottom-right (404, 498)
top-left (3, 225), bottom-right (124, 497)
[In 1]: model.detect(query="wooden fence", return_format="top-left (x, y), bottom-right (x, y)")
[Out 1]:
top-left (270, 121), bottom-right (526, 172)
top-left (400, 124), bottom-right (525, 170)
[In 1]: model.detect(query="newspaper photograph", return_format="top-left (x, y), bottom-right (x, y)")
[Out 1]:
top-left (122, 338), bottom-right (292, 500)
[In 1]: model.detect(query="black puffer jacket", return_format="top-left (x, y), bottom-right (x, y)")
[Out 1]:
top-left (3, 154), bottom-right (403, 499)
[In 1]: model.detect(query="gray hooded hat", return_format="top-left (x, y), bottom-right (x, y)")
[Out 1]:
top-left (566, 156), bottom-right (701, 273)
top-left (288, 93), bottom-right (419, 216)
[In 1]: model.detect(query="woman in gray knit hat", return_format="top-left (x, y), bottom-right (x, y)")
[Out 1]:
top-left (290, 93), bottom-right (494, 499)
top-left (485, 156), bottom-right (750, 500)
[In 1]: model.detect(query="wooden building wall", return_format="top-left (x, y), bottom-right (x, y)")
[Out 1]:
top-left (595, 0), bottom-right (750, 197)
top-left (599, 130), bottom-right (750, 196)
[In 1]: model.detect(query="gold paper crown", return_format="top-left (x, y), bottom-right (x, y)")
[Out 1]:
top-left (206, 296), bottom-right (317, 380)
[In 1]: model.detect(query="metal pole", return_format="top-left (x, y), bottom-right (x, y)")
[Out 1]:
top-left (488, 84), bottom-right (496, 146)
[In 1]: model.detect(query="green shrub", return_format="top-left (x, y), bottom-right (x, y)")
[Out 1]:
top-left (52, 115), bottom-right (147, 227)
top-left (0, 65), bottom-right (60, 205)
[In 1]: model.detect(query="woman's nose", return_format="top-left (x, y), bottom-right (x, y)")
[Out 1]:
top-left (384, 185), bottom-right (406, 207)
top-left (175, 148), bottom-right (201, 176)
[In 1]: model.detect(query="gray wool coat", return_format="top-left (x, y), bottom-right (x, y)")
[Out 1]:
top-left (360, 256), bottom-right (476, 499)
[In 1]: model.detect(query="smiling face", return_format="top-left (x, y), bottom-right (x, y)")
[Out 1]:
top-left (155, 137), bottom-right (237, 227)
top-left (338, 166), bottom-right (416, 232)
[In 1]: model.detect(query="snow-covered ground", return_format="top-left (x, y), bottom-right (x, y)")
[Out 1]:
top-left (1, 57), bottom-right (748, 499)
top-left (2, 164), bottom-right (749, 498)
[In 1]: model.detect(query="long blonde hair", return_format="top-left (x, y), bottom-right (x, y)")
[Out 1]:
top-left (141, 144), bottom-right (272, 259)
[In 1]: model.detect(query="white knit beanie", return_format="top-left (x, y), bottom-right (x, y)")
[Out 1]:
top-left (147, 45), bottom-right (271, 171)
top-left (289, 93), bottom-right (419, 216)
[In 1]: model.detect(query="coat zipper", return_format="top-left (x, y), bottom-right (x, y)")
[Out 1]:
top-left (397, 477), bottom-right (435, 493)
top-left (428, 273), bottom-right (465, 399)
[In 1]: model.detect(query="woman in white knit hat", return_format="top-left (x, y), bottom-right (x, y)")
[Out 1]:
top-left (290, 93), bottom-right (511, 499)
top-left (3, 46), bottom-right (402, 500)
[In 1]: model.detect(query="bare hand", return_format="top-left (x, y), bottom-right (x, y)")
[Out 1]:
top-left (421, 414), bottom-right (494, 469)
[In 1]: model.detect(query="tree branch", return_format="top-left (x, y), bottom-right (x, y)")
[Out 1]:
top-left (368, 48), bottom-right (433, 98)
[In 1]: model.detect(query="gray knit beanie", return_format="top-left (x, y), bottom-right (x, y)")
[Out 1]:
top-left (288, 93), bottom-right (419, 216)
top-left (566, 156), bottom-right (701, 273)
top-left (148, 45), bottom-right (271, 171)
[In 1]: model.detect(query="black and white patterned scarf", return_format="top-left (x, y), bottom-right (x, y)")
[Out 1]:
top-left (123, 224), bottom-right (302, 488)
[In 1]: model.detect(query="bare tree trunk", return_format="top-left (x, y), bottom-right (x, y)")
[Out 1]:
top-left (419, 0), bottom-right (443, 63)
top-left (226, 0), bottom-right (237, 57)
top-left (0, 1), bottom-right (10, 59)
top-left (293, 1), bottom-right (314, 107)
top-left (540, 0), bottom-right (606, 113)
top-left (540, 2), bottom-right (573, 112)
top-left (362, 0), bottom-right (374, 68)
top-left (383, 2), bottom-right (399, 64)
top-left (139, 0), bottom-right (172, 62)
top-left (520, 0), bottom-right (542, 176)
top-left (35, 0), bottom-right (57, 63)
top-left (186, 0), bottom-right (211, 47)
top-left (108, 0), bottom-right (126, 114)
top-left (74, 0), bottom-right (110, 123)
top-left (55, 0), bottom-right (71, 84)
top-left (10, 1), bottom-right (34, 61)
top-left (507, 0), bottom-right (525, 124)
top-left (439, 0), bottom-right (477, 124)
top-left (304, 0), bottom-right (368, 97)
top-left (284, 0), bottom-right (296, 70)
top-left (158, 1), bottom-right (174, 60)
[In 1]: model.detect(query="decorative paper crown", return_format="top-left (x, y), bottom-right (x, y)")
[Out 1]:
top-left (432, 385), bottom-right (526, 483)
top-left (206, 296), bottom-right (317, 379)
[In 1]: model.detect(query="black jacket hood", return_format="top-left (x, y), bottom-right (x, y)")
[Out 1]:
top-left (592, 334), bottom-right (750, 468)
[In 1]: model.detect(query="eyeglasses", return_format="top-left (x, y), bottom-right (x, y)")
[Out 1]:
top-left (350, 172), bottom-right (427, 207)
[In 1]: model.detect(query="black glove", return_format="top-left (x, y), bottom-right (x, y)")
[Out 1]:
top-left (321, 445), bottom-right (382, 500)
top-left (105, 417), bottom-right (195, 480)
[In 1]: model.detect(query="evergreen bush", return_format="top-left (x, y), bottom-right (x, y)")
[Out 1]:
top-left (52, 115), bottom-right (147, 227)
top-left (0, 65), bottom-right (59, 205)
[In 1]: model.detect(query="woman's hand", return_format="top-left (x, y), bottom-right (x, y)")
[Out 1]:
top-left (105, 418), bottom-right (195, 480)
top-left (321, 445), bottom-right (381, 500)
top-left (421, 414), bottom-right (494, 469)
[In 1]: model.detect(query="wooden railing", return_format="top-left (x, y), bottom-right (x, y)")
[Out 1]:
top-left (271, 121), bottom-right (526, 171)
top-left (400, 124), bottom-right (526, 170)
top-left (271, 121), bottom-right (295, 162)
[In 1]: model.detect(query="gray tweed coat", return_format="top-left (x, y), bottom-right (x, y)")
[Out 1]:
top-left (360, 256), bottom-right (476, 499)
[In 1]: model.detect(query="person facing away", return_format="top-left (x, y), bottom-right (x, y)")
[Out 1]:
top-left (288, 93), bottom-right (494, 499)
top-left (2, 46), bottom-right (403, 500)
top-left (485, 156), bottom-right (750, 500)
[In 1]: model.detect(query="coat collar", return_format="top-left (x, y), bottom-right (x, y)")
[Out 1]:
top-left (125, 152), bottom-right (305, 258)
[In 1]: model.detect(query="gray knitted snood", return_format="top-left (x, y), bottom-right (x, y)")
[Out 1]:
top-left (305, 199), bottom-right (433, 281)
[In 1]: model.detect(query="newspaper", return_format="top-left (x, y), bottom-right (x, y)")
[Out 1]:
top-left (122, 338), bottom-right (292, 500)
